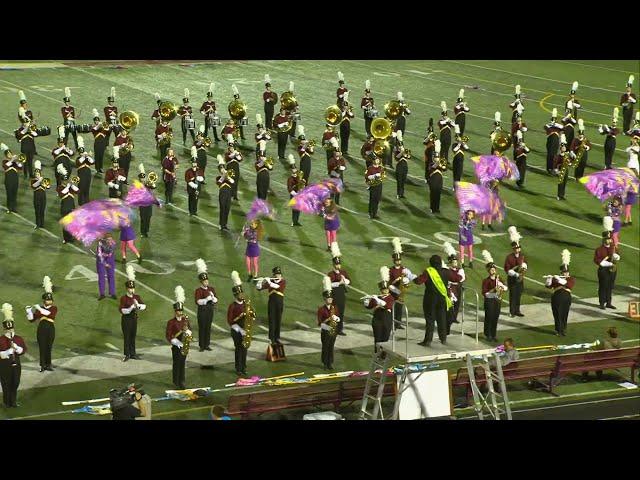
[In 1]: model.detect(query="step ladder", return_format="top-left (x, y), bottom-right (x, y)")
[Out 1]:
top-left (465, 352), bottom-right (512, 420)
top-left (359, 346), bottom-right (391, 420)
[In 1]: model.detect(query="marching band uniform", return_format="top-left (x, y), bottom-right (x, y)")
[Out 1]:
top-left (423, 120), bottom-right (436, 181)
top-left (452, 127), bottom-right (470, 183)
top-left (61, 89), bottom-right (79, 149)
top-left (511, 114), bottom-right (528, 160)
top-left (162, 151), bottom-right (178, 205)
top-left (413, 256), bottom-right (453, 346)
top-left (26, 281), bottom-right (57, 372)
top-left (104, 90), bottom-right (119, 140)
top-left (361, 136), bottom-right (376, 168)
top-left (297, 127), bottom-right (314, 184)
top-left (52, 140), bottom-right (74, 188)
top-left (388, 239), bottom-right (417, 330)
top-left (201, 86), bottom-right (221, 141)
top-left (598, 111), bottom-right (619, 169)
top-left (255, 147), bottom-right (271, 201)
top-left (544, 110), bottom-right (563, 173)
top-left (509, 85), bottom-right (523, 124)
top-left (621, 76), bottom-right (637, 132)
top-left (322, 126), bottom-right (338, 162)
top-left (228, 273), bottom-right (249, 376)
top-left (105, 159), bottom-right (126, 199)
top-left (554, 138), bottom-right (573, 200)
top-left (444, 250), bottom-right (465, 333)
top-left (185, 155), bottom-right (204, 216)
top-left (257, 267), bottom-right (286, 344)
top-left (75, 145), bottom-right (94, 206)
top-left (361, 84), bottom-right (375, 136)
top-left (194, 263), bottom-right (218, 351)
top-left (224, 142), bottom-right (243, 201)
top-left (365, 160), bottom-right (384, 219)
top-left (328, 150), bottom-right (346, 204)
top-left (365, 270), bottom-right (395, 349)
top-left (31, 162), bottom-right (50, 228)
top-left (231, 90), bottom-right (247, 140)
top-left (395, 92), bottom-right (411, 136)
top-left (438, 102), bottom-right (455, 161)
top-left (91, 111), bottom-right (110, 173)
top-left (318, 281), bottom-right (340, 369)
top-left (113, 130), bottom-right (133, 178)
top-left (545, 259), bottom-right (575, 336)
top-left (594, 226), bottom-right (618, 310)
top-left (57, 171), bottom-right (78, 244)
top-left (178, 91), bottom-right (196, 144)
top-left (504, 229), bottom-right (527, 317)
top-left (17, 91), bottom-right (34, 125)
top-left (571, 123), bottom-right (591, 179)
top-left (393, 132), bottom-right (410, 198)
top-left (481, 257), bottom-right (507, 342)
top-left (565, 82), bottom-right (582, 119)
top-left (96, 235), bottom-right (116, 299)
top-left (561, 111), bottom-right (577, 150)
top-left (195, 130), bottom-right (208, 174)
top-left (336, 72), bottom-right (348, 108)
top-left (327, 243), bottom-right (349, 335)
top-left (166, 300), bottom-right (191, 390)
top-left (0, 316), bottom-right (27, 408)
top-left (216, 157), bottom-right (233, 231)
top-left (254, 116), bottom-right (272, 155)
top-left (514, 132), bottom-right (530, 188)
top-left (340, 98), bottom-right (355, 155)
top-left (137, 165), bottom-right (155, 237)
top-left (454, 89), bottom-right (470, 135)
top-left (427, 141), bottom-right (444, 213)
top-left (2, 148), bottom-right (22, 213)
top-left (263, 77), bottom-right (277, 134)
top-left (119, 273), bottom-right (146, 362)
top-left (273, 109), bottom-right (291, 160)
top-left (155, 121), bottom-right (172, 160)
top-left (15, 123), bottom-right (37, 179)
top-left (287, 157), bottom-right (303, 227)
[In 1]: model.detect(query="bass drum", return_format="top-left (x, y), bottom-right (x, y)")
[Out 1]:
top-left (74, 124), bottom-right (92, 134)
top-left (35, 126), bottom-right (52, 136)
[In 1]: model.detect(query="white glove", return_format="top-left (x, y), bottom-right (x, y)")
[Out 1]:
top-left (376, 298), bottom-right (386, 307)
top-left (13, 345), bottom-right (23, 355)
top-left (508, 269), bottom-right (519, 278)
top-left (71, 185), bottom-right (79, 192)
top-left (363, 298), bottom-right (370, 307)
top-left (228, 177), bottom-right (235, 184)
top-left (402, 276), bottom-right (410, 285)
top-left (171, 338), bottom-right (183, 348)
top-left (185, 329), bottom-right (192, 336)
top-left (26, 307), bottom-right (34, 321)
top-left (613, 253), bottom-right (620, 261)
top-left (210, 295), bottom-right (218, 304)
top-left (0, 349), bottom-right (14, 360)
top-left (196, 176), bottom-right (204, 182)
top-left (599, 260), bottom-right (613, 267)
top-left (62, 186), bottom-right (71, 194)
top-left (117, 175), bottom-right (126, 182)
top-left (114, 184), bottom-right (120, 190)
top-left (339, 165), bottom-right (346, 171)
top-left (268, 281), bottom-right (279, 289)
top-left (557, 277), bottom-right (567, 285)
top-left (521, 263), bottom-right (528, 270)
top-left (137, 303), bottom-right (146, 311)
top-left (188, 181), bottom-right (198, 189)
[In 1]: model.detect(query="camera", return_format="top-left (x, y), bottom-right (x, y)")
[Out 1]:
top-left (109, 388), bottom-right (135, 412)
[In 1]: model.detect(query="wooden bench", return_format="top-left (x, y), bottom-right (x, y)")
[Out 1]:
top-left (227, 376), bottom-right (397, 419)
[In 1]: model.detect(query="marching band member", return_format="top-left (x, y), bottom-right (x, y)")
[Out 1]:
top-left (318, 276), bottom-right (340, 369)
top-left (224, 137), bottom-right (243, 201)
top-left (545, 249), bottom-right (575, 336)
top-left (594, 217), bottom-right (619, 310)
top-left (481, 179), bottom-right (499, 231)
top-left (286, 81), bottom-right (300, 141)
top-left (255, 114), bottom-right (272, 154)
top-left (2, 144), bottom-right (22, 214)
top-left (413, 255), bottom-right (453, 346)
top-left (361, 134), bottom-right (376, 168)
top-left (544, 108), bottom-right (563, 173)
top-left (562, 106), bottom-right (577, 152)
top-left (56, 165), bottom-right (78, 244)
top-left (514, 130), bottom-right (530, 188)
top-left (489, 111), bottom-right (503, 154)
top-left (162, 148), bottom-right (178, 205)
top-left (26, 276), bottom-right (57, 372)
top-left (364, 267), bottom-right (395, 351)
top-left (17, 90), bottom-right (34, 125)
top-left (31, 161), bottom-right (50, 228)
top-left (96, 233), bottom-right (117, 300)
top-left (621, 75), bottom-right (637, 133)
top-left (623, 135), bottom-right (639, 225)
top-left (606, 195), bottom-right (623, 247)
top-left (195, 126), bottom-right (208, 175)
top-left (459, 209), bottom-right (476, 267)
top-left (554, 134), bottom-right (574, 201)
top-left (104, 87), bottom-right (118, 139)
top-left (598, 108), bottom-right (620, 169)
top-left (454, 89), bottom-right (470, 135)
top-left (113, 128), bottom-right (133, 179)
top-left (75, 136), bottom-right (94, 205)
top-left (151, 92), bottom-right (162, 125)
top-left (481, 250), bottom-right (507, 343)
top-left (504, 226), bottom-right (527, 318)
top-left (52, 127), bottom-right (74, 187)
top-left (327, 242), bottom-right (350, 335)
top-left (194, 259), bottom-right (218, 352)
top-left (395, 91), bottom-right (411, 136)
top-left (0, 305), bottom-right (27, 408)
top-left (322, 124), bottom-right (338, 162)
top-left (137, 163), bottom-right (155, 237)
top-left (393, 131), bottom-right (411, 198)
top-left (91, 109), bottom-right (109, 174)
top-left (565, 81), bottom-right (582, 119)
top-left (340, 92), bottom-right (355, 155)
top-left (323, 198), bottom-right (340, 250)
top-left (166, 286), bottom-right (192, 390)
top-left (438, 101), bottom-right (455, 160)
top-left (61, 87), bottom-right (79, 149)
top-left (263, 75), bottom-right (277, 134)
top-left (452, 125), bottom-right (470, 183)
top-left (186, 148), bottom-right (204, 216)
top-left (328, 142), bottom-right (346, 204)
top-left (105, 152), bottom-right (126, 199)
top-left (273, 107), bottom-right (291, 160)
top-left (228, 271), bottom-right (249, 377)
top-left (287, 154), bottom-right (304, 227)
top-left (388, 238), bottom-right (417, 330)
top-left (243, 219), bottom-right (263, 281)
top-left (365, 155), bottom-right (384, 219)
top-left (511, 104), bottom-right (527, 160)
top-left (155, 118), bottom-right (173, 160)
top-left (179, 89), bottom-right (197, 145)
top-left (427, 140), bottom-right (444, 214)
top-left (15, 118), bottom-right (37, 179)
top-left (628, 112), bottom-right (640, 137)
top-left (216, 155), bottom-right (233, 231)
top-left (119, 214), bottom-right (142, 264)
top-left (443, 243), bottom-right (465, 332)
top-left (255, 141), bottom-right (271, 200)
top-left (423, 119), bottom-right (436, 181)
top-left (119, 265), bottom-right (147, 362)
top-left (336, 71), bottom-right (348, 108)
top-left (256, 266), bottom-right (286, 345)
top-left (509, 84), bottom-right (523, 124)
top-left (201, 83), bottom-right (221, 141)
top-left (571, 119), bottom-right (591, 179)
top-left (361, 80), bottom-right (375, 136)
top-left (231, 85), bottom-right (247, 140)
top-left (296, 125), bottom-right (313, 184)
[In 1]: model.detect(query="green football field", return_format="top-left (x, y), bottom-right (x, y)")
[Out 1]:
top-left (0, 59), bottom-right (638, 420)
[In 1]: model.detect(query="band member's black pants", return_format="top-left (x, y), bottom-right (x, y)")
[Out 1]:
top-left (108, 187), bottom-right (121, 199)
top-left (187, 188), bottom-right (198, 215)
top-left (393, 301), bottom-right (405, 327)
top-left (446, 298), bottom-right (461, 335)
top-left (332, 286), bottom-right (346, 334)
top-left (0, 360), bottom-right (20, 407)
top-left (320, 329), bottom-right (336, 367)
top-left (231, 329), bottom-right (247, 373)
top-left (94, 137), bottom-right (107, 172)
top-left (290, 121), bottom-right (297, 139)
top-left (21, 151), bottom-right (34, 179)
top-left (440, 131), bottom-right (451, 161)
top-left (277, 132), bottom-right (288, 159)
top-left (204, 117), bottom-right (220, 141)
top-left (516, 155), bottom-right (527, 186)
top-left (61, 197), bottom-right (75, 243)
top-left (507, 276), bottom-right (523, 315)
top-left (455, 115), bottom-right (466, 135)
top-left (37, 321), bottom-right (55, 368)
top-left (139, 205), bottom-right (152, 236)
top-left (182, 126), bottom-right (196, 144)
top-left (483, 298), bottom-right (501, 339)
top-left (326, 149), bottom-right (333, 162)
top-left (228, 161), bottom-right (240, 200)
top-left (256, 170), bottom-right (269, 200)
top-left (219, 187), bottom-right (231, 228)
top-left (64, 127), bottom-right (79, 149)
top-left (4, 172), bottom-right (18, 212)
top-left (396, 161), bottom-right (408, 197)
top-left (623, 107), bottom-right (634, 133)
top-left (604, 136), bottom-right (616, 169)
top-left (268, 294), bottom-right (284, 343)
top-left (78, 168), bottom-right (92, 205)
top-left (290, 194), bottom-right (301, 225)
top-left (300, 155), bottom-right (311, 184)
top-left (264, 104), bottom-right (274, 134)
top-left (574, 151), bottom-right (588, 179)
top-left (422, 293), bottom-right (448, 343)
top-left (164, 180), bottom-right (175, 204)
top-left (546, 136), bottom-right (559, 171)
top-left (340, 122), bottom-right (350, 154)
top-left (372, 309), bottom-right (392, 344)
top-left (368, 183), bottom-right (382, 218)
top-left (171, 345), bottom-right (187, 388)
top-left (365, 116), bottom-right (372, 136)
top-left (557, 173), bottom-right (568, 199)
top-left (121, 314), bottom-right (138, 358)
top-left (453, 154), bottom-right (464, 182)
top-left (565, 127), bottom-right (574, 150)
top-left (197, 304), bottom-right (214, 349)
top-left (197, 151), bottom-right (207, 173)
top-left (34, 190), bottom-right (46, 228)
top-left (159, 143), bottom-right (170, 161)
top-left (119, 152), bottom-right (132, 179)
top-left (396, 116), bottom-right (406, 136)
top-left (597, 267), bottom-right (614, 307)
top-left (428, 173), bottom-right (443, 213)
top-left (551, 290), bottom-right (572, 334)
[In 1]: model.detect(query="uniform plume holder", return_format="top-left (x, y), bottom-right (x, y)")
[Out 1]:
top-left (266, 342), bottom-right (286, 362)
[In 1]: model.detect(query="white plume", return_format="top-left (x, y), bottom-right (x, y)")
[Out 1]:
top-left (231, 270), bottom-right (242, 287)
top-left (77, 136), bottom-right (84, 149)
top-left (482, 250), bottom-right (494, 264)
top-left (365, 79), bottom-right (371, 90)
top-left (0, 143), bottom-right (8, 152)
top-left (330, 242), bottom-right (341, 258)
top-left (18, 90), bottom-right (26, 101)
top-left (256, 113), bottom-right (263, 125)
top-left (1, 303), bottom-right (13, 321)
top-left (379, 266), bottom-right (390, 283)
top-left (64, 87), bottom-right (71, 98)
top-left (297, 125), bottom-right (305, 137)
top-left (397, 91), bottom-right (403, 101)
top-left (126, 264), bottom-right (136, 281)
top-left (628, 75), bottom-right (635, 86)
top-left (264, 74), bottom-right (271, 84)
top-left (515, 85), bottom-right (521, 95)
top-left (458, 88), bottom-right (464, 99)
top-left (43, 275), bottom-right (53, 294)
top-left (571, 81), bottom-right (578, 92)
top-left (322, 276), bottom-right (332, 293)
top-left (217, 154), bottom-right (225, 165)
top-left (138, 163), bottom-right (145, 175)
top-left (441, 101), bottom-right (447, 112)
top-left (258, 140), bottom-right (266, 151)
top-left (154, 92), bottom-right (160, 101)
top-left (92, 108), bottom-right (99, 118)
top-left (209, 82), bottom-right (215, 94)
top-left (195, 258), bottom-right (208, 275)
top-left (232, 84), bottom-right (239, 96)
top-left (392, 237), bottom-right (403, 255)
top-left (175, 285), bottom-right (186, 304)
top-left (337, 71), bottom-right (344, 82)
top-left (508, 225), bottom-right (522, 244)
top-left (34, 160), bottom-right (42, 171)
top-left (289, 81), bottom-right (294, 92)
top-left (199, 124), bottom-right (205, 133)
top-left (494, 111), bottom-right (501, 123)
top-left (578, 119), bottom-right (585, 131)
top-left (561, 249), bottom-right (571, 266)
top-left (434, 139), bottom-right (441, 154)
top-left (287, 153), bottom-right (295, 166)
top-left (56, 164), bottom-right (68, 177)
top-left (110, 87), bottom-right (116, 99)
top-left (552, 108), bottom-right (558, 118)
top-left (603, 216), bottom-right (613, 232)
top-left (613, 107), bottom-right (619, 121)
top-left (183, 88), bottom-right (189, 99)
top-left (443, 242), bottom-right (457, 258)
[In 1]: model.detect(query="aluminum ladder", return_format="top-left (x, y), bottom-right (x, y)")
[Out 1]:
top-left (359, 346), bottom-right (391, 420)
top-left (465, 352), bottom-right (512, 420)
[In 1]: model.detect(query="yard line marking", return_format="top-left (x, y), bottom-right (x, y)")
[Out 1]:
top-left (532, 296), bottom-right (546, 301)
top-left (258, 325), bottom-right (269, 332)
top-left (64, 349), bottom-right (79, 356)
top-left (510, 395), bottom-right (640, 413)
top-left (212, 324), bottom-right (227, 333)
top-left (295, 321), bottom-right (311, 329)
top-left (628, 285), bottom-right (640, 291)
top-left (600, 413), bottom-right (640, 420)
top-left (551, 60), bottom-right (637, 75)
top-left (9, 410), bottom-right (75, 420)
top-left (23, 353), bottom-right (36, 361)
top-left (104, 343), bottom-right (119, 351)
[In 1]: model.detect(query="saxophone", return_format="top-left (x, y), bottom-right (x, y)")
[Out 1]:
top-left (241, 299), bottom-right (256, 349)
top-left (181, 317), bottom-right (193, 357)
top-left (557, 152), bottom-right (576, 183)
top-left (327, 305), bottom-right (339, 337)
top-left (574, 138), bottom-right (586, 165)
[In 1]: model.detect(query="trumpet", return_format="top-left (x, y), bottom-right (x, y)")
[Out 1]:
top-left (295, 170), bottom-right (307, 190)
top-left (18, 153), bottom-right (27, 163)
top-left (181, 317), bottom-right (192, 357)
top-left (241, 299), bottom-right (256, 349)
top-left (71, 176), bottom-right (80, 185)
top-left (145, 171), bottom-right (158, 188)
top-left (203, 137), bottom-right (212, 147)
top-left (42, 178), bottom-right (52, 189)
top-left (264, 157), bottom-right (275, 170)
top-left (460, 135), bottom-right (470, 143)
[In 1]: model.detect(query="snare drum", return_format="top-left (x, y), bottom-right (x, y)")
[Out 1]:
top-left (293, 113), bottom-right (301, 122)
top-left (75, 124), bottom-right (92, 134)
top-left (186, 117), bottom-right (196, 130)
top-left (211, 114), bottom-right (221, 127)
top-left (240, 117), bottom-right (248, 127)
top-left (36, 126), bottom-right (52, 137)
top-left (366, 108), bottom-right (379, 119)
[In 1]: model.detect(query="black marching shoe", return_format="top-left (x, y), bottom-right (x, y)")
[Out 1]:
top-left (122, 356), bottom-right (130, 362)
top-left (599, 305), bottom-right (606, 310)
top-left (205, 347), bottom-right (212, 351)
top-left (606, 304), bottom-right (616, 309)
top-left (98, 295), bottom-right (105, 301)
top-left (516, 312), bottom-right (525, 317)
top-left (39, 366), bottom-right (45, 373)
top-left (417, 340), bottom-right (431, 347)
top-left (337, 331), bottom-right (347, 336)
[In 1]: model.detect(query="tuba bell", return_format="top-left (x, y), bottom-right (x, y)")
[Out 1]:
top-left (491, 130), bottom-right (512, 153)
top-left (384, 100), bottom-right (402, 120)
top-left (325, 105), bottom-right (342, 126)
top-left (370, 117), bottom-right (392, 139)
top-left (373, 138), bottom-right (389, 156)
top-left (280, 91), bottom-right (298, 111)
top-left (146, 171), bottom-right (158, 188)
top-left (159, 101), bottom-right (178, 122)
top-left (228, 99), bottom-right (247, 121)
top-left (119, 111), bottom-right (139, 131)
top-left (71, 175), bottom-right (80, 185)
top-left (42, 178), bottom-right (51, 188)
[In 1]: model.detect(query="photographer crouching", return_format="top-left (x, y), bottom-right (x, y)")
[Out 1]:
top-left (110, 383), bottom-right (151, 420)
